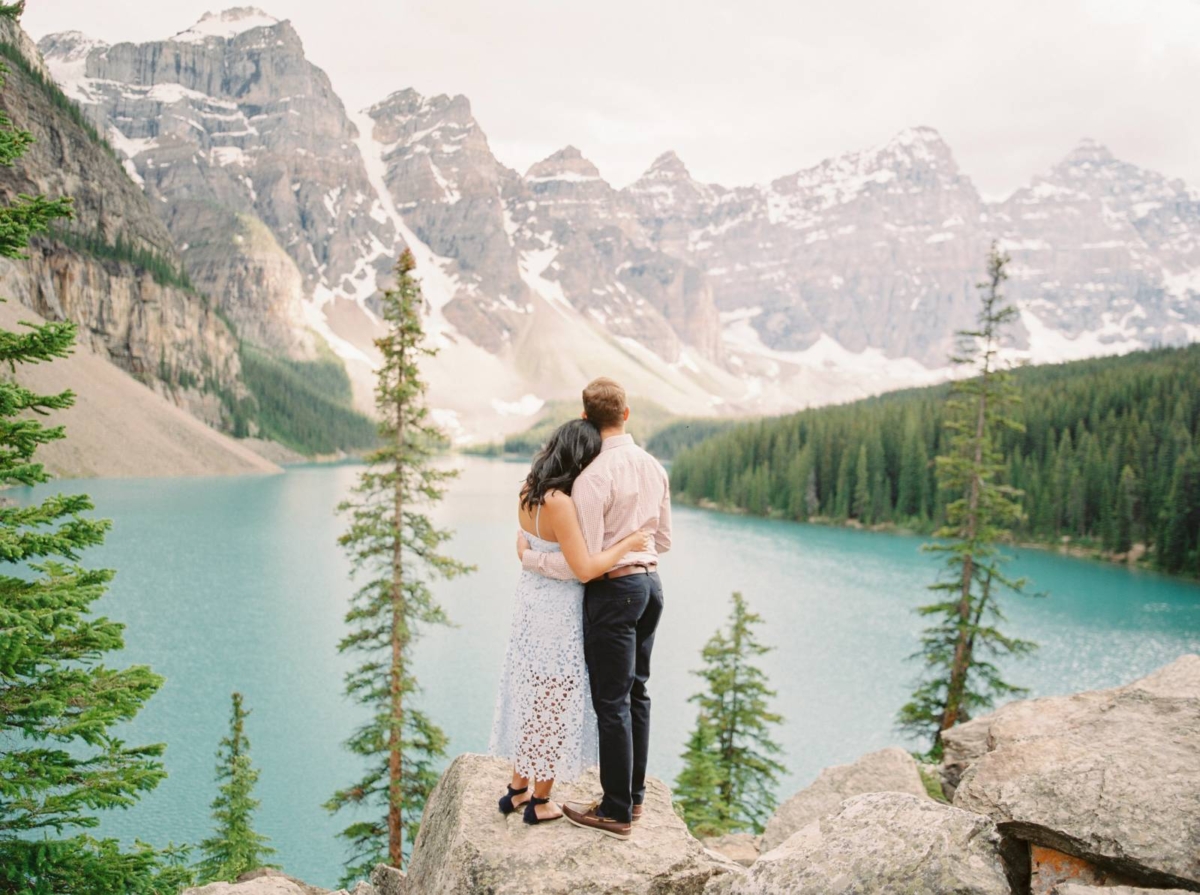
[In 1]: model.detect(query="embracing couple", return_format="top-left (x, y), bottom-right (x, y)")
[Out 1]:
top-left (487, 376), bottom-right (671, 840)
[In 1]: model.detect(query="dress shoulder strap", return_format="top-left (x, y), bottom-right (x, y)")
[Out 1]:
top-left (534, 502), bottom-right (542, 539)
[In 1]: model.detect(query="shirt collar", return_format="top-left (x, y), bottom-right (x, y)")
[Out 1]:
top-left (600, 433), bottom-right (634, 452)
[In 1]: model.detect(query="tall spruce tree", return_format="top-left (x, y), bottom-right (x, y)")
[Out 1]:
top-left (196, 692), bottom-right (275, 882)
top-left (0, 10), bottom-right (190, 892)
top-left (674, 592), bottom-right (786, 835)
top-left (898, 245), bottom-right (1037, 754)
top-left (326, 250), bottom-right (472, 882)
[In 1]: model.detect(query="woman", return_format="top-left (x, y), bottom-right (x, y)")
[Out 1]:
top-left (488, 419), bottom-right (651, 824)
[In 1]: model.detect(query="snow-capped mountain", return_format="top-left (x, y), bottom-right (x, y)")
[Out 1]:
top-left (993, 138), bottom-right (1200, 358)
top-left (39, 10), bottom-right (395, 364)
top-left (36, 9), bottom-right (1200, 440)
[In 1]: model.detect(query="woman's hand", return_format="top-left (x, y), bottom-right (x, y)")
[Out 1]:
top-left (620, 529), bottom-right (654, 554)
top-left (516, 531), bottom-right (530, 561)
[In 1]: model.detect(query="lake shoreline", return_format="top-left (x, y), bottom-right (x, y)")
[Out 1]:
top-left (676, 494), bottom-right (1200, 586)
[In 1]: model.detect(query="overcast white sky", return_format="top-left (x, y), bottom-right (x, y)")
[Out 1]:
top-left (23, 0), bottom-right (1200, 198)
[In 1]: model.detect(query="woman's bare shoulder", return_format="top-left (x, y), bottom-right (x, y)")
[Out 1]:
top-left (543, 490), bottom-right (577, 516)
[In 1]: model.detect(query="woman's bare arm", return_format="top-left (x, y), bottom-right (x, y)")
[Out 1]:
top-left (543, 492), bottom-right (649, 582)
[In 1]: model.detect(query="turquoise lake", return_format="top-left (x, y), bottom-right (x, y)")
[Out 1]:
top-left (15, 456), bottom-right (1200, 887)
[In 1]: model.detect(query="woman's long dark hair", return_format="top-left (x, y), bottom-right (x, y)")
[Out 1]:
top-left (520, 419), bottom-right (602, 511)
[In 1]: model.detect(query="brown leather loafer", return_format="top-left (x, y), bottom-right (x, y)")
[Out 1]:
top-left (632, 804), bottom-right (643, 823)
top-left (562, 801), bottom-right (632, 840)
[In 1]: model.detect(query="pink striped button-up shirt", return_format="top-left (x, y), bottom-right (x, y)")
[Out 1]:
top-left (522, 433), bottom-right (672, 580)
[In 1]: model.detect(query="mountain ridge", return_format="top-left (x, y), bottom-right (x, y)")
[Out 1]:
top-left (32, 8), bottom-right (1200, 442)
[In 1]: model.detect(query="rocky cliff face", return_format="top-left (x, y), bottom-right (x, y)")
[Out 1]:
top-left (0, 32), bottom-right (244, 427)
top-left (39, 10), bottom-right (395, 359)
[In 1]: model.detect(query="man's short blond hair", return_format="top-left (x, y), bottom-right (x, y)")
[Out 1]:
top-left (582, 377), bottom-right (627, 429)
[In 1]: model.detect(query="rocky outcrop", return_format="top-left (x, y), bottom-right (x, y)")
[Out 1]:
top-left (367, 864), bottom-right (404, 895)
top-left (1056, 883), bottom-right (1195, 887)
top-left (401, 753), bottom-right (743, 895)
top-left (184, 869), bottom-right (335, 895)
top-left (951, 655), bottom-right (1200, 890)
top-left (759, 746), bottom-right (929, 851)
top-left (733, 792), bottom-right (1014, 895)
top-left (701, 834), bottom-right (760, 868)
top-left (182, 879), bottom-right (315, 895)
top-left (940, 714), bottom-right (992, 799)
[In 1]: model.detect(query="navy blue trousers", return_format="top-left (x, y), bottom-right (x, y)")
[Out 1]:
top-left (582, 571), bottom-right (664, 823)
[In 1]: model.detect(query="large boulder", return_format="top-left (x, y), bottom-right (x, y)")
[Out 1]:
top-left (368, 864), bottom-right (403, 895)
top-left (184, 871), bottom-right (332, 895)
top-left (940, 714), bottom-right (992, 799)
top-left (759, 746), bottom-right (928, 851)
top-left (731, 792), bottom-right (1014, 895)
top-left (701, 833), bottom-right (760, 868)
top-left (953, 654), bottom-right (1200, 890)
top-left (1055, 887), bottom-right (1197, 895)
top-left (402, 753), bottom-right (744, 895)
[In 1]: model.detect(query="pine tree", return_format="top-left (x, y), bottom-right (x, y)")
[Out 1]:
top-left (672, 713), bottom-right (729, 837)
top-left (197, 692), bottom-right (276, 882)
top-left (0, 11), bottom-right (191, 891)
top-left (852, 443), bottom-right (870, 520)
top-left (677, 592), bottom-right (786, 835)
top-left (326, 251), bottom-right (473, 883)
top-left (896, 417), bottom-right (930, 520)
top-left (898, 245), bottom-right (1038, 754)
top-left (1114, 464), bottom-right (1138, 555)
top-left (833, 451), bottom-right (851, 519)
top-left (1158, 447), bottom-right (1200, 575)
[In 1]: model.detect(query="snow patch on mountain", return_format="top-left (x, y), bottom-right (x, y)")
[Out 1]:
top-left (172, 8), bottom-right (281, 43)
top-left (348, 107), bottom-right (458, 329)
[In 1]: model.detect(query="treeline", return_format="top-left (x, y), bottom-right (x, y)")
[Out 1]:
top-left (0, 40), bottom-right (115, 157)
top-left (645, 417), bottom-right (738, 461)
top-left (671, 344), bottom-right (1200, 576)
top-left (238, 344), bottom-right (378, 455)
top-left (49, 225), bottom-right (197, 292)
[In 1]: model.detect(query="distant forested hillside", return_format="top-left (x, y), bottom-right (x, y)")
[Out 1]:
top-left (238, 344), bottom-right (378, 455)
top-left (671, 345), bottom-right (1200, 576)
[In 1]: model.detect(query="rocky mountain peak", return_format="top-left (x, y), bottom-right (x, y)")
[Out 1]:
top-left (38, 31), bottom-right (109, 84)
top-left (1061, 136), bottom-right (1116, 166)
top-left (526, 145), bottom-right (604, 183)
top-left (869, 125), bottom-right (959, 174)
top-left (625, 149), bottom-right (715, 223)
top-left (36, 29), bottom-right (106, 56)
top-left (769, 124), bottom-right (970, 214)
top-left (172, 7), bottom-right (283, 43)
top-left (643, 150), bottom-right (691, 180)
top-left (370, 88), bottom-right (475, 128)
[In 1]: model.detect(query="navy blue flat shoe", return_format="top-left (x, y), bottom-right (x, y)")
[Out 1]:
top-left (523, 796), bottom-right (562, 825)
top-left (499, 784), bottom-right (528, 815)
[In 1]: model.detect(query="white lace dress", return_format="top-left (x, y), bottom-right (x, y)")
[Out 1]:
top-left (488, 529), bottom-right (599, 783)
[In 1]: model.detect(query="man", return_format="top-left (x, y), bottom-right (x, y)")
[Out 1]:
top-left (518, 377), bottom-right (672, 840)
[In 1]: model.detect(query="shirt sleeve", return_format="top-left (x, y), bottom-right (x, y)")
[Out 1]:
top-left (520, 472), bottom-right (608, 580)
top-left (521, 538), bottom-right (574, 579)
top-left (655, 467), bottom-right (673, 554)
